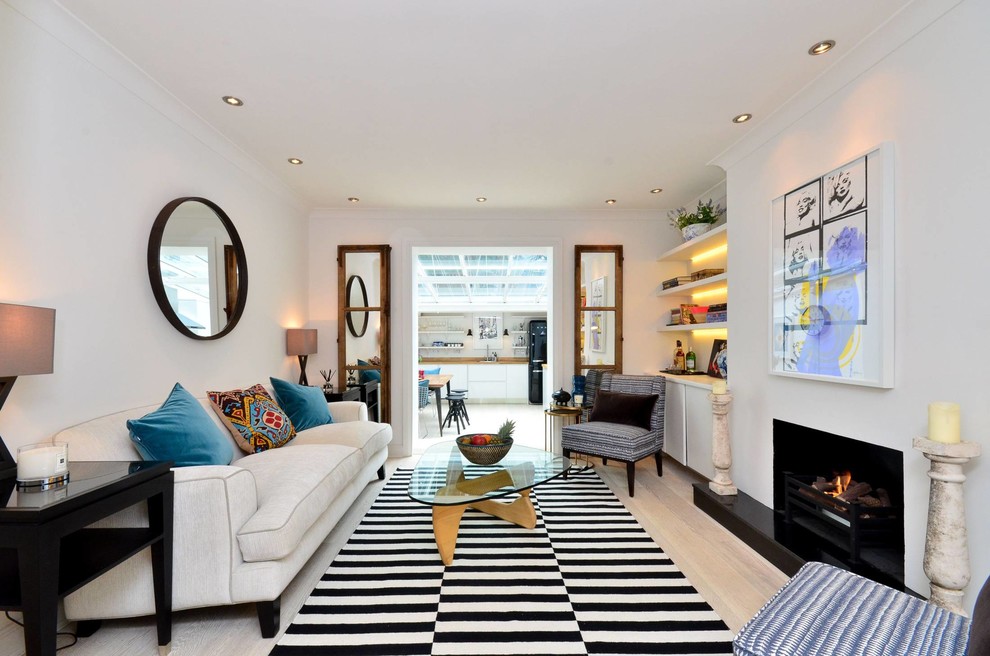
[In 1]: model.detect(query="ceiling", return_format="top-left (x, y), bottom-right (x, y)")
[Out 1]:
top-left (58, 0), bottom-right (912, 211)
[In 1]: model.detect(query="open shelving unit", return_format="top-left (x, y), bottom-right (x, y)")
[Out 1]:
top-left (657, 224), bottom-right (728, 335)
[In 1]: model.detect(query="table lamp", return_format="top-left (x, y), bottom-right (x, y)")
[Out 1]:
top-left (286, 328), bottom-right (317, 386)
top-left (0, 303), bottom-right (56, 475)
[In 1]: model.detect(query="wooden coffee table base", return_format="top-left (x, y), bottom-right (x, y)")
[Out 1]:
top-left (431, 470), bottom-right (538, 565)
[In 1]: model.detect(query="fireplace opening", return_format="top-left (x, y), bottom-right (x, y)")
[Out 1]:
top-left (774, 420), bottom-right (904, 585)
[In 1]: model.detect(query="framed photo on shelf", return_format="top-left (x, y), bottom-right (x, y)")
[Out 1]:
top-left (707, 339), bottom-right (727, 379)
top-left (769, 143), bottom-right (894, 388)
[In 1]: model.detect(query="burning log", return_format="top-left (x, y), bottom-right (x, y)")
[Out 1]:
top-left (836, 481), bottom-right (872, 503)
top-left (876, 488), bottom-right (892, 507)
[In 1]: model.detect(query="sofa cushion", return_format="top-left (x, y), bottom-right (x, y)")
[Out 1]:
top-left (290, 420), bottom-right (392, 462)
top-left (589, 389), bottom-right (658, 430)
top-left (235, 444), bottom-right (363, 562)
top-left (269, 377), bottom-right (333, 432)
top-left (127, 383), bottom-right (233, 467)
top-left (207, 384), bottom-right (296, 454)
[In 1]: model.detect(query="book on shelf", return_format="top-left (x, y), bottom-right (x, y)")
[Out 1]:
top-left (662, 276), bottom-right (694, 290)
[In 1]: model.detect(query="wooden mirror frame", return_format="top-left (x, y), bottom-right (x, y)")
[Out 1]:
top-left (574, 245), bottom-right (623, 376)
top-left (338, 245), bottom-right (391, 424)
top-left (148, 197), bottom-right (248, 340)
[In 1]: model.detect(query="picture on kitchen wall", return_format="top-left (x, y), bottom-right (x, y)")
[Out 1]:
top-left (473, 314), bottom-right (503, 348)
top-left (770, 144), bottom-right (893, 388)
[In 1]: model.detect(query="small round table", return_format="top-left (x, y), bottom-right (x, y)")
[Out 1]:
top-left (544, 406), bottom-right (583, 452)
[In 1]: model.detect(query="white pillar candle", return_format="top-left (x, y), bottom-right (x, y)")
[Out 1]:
top-left (711, 380), bottom-right (728, 395)
top-left (928, 402), bottom-right (961, 444)
top-left (16, 443), bottom-right (68, 481)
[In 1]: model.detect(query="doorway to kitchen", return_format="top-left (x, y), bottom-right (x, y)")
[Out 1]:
top-left (410, 246), bottom-right (555, 454)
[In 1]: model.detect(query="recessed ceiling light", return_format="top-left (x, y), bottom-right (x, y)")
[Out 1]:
top-left (287, 158), bottom-right (303, 165)
top-left (605, 199), bottom-right (617, 205)
top-left (222, 96), bottom-right (243, 106)
top-left (476, 197), bottom-right (487, 203)
top-left (808, 40), bottom-right (836, 56)
top-left (650, 188), bottom-right (663, 194)
top-left (347, 197), bottom-right (360, 203)
top-left (732, 113), bottom-right (753, 124)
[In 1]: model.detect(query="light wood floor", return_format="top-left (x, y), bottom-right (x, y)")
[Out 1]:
top-left (0, 456), bottom-right (789, 656)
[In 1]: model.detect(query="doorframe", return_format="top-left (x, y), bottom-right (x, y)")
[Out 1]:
top-left (396, 238), bottom-right (563, 457)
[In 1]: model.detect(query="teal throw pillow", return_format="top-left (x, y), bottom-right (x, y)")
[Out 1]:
top-left (270, 377), bottom-right (333, 432)
top-left (127, 383), bottom-right (233, 467)
top-left (357, 359), bottom-right (382, 384)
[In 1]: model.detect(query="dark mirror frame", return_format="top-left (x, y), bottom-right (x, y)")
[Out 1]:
top-left (147, 196), bottom-right (249, 340)
top-left (345, 275), bottom-right (370, 337)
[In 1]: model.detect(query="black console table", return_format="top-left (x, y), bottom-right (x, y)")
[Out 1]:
top-left (324, 387), bottom-right (361, 403)
top-left (0, 460), bottom-right (174, 656)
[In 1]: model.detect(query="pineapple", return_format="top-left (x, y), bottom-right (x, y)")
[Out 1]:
top-left (496, 419), bottom-right (515, 442)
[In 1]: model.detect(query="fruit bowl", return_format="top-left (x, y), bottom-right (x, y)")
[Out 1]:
top-left (455, 434), bottom-right (514, 465)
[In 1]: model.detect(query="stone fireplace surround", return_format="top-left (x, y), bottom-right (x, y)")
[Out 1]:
top-left (694, 419), bottom-right (909, 592)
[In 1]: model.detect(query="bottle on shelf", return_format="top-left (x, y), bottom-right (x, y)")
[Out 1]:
top-left (686, 344), bottom-right (696, 372)
top-left (673, 340), bottom-right (685, 371)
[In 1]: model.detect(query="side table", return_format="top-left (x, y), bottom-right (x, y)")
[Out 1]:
top-left (544, 406), bottom-right (583, 452)
top-left (350, 381), bottom-right (380, 422)
top-left (0, 460), bottom-right (174, 656)
top-left (324, 387), bottom-right (361, 403)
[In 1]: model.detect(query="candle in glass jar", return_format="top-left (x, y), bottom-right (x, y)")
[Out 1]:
top-left (928, 402), bottom-right (961, 444)
top-left (16, 443), bottom-right (68, 481)
top-left (711, 380), bottom-right (728, 395)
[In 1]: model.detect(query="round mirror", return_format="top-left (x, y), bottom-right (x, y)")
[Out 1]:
top-left (345, 275), bottom-right (369, 337)
top-left (148, 197), bottom-right (248, 340)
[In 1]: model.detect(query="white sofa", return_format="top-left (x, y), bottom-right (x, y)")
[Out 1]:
top-left (52, 396), bottom-right (391, 637)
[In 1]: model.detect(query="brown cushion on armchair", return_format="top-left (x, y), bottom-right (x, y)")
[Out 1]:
top-left (589, 390), bottom-right (658, 430)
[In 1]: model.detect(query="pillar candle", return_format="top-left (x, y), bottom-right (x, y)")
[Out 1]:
top-left (711, 380), bottom-right (728, 395)
top-left (928, 402), bottom-right (961, 444)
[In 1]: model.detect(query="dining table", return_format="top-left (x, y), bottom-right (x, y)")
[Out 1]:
top-left (424, 374), bottom-right (453, 436)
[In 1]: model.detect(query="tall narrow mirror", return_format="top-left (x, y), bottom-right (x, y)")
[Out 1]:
top-left (575, 245), bottom-right (622, 375)
top-left (338, 245), bottom-right (391, 423)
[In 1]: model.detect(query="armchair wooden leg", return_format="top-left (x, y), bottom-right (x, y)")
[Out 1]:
top-left (626, 461), bottom-right (636, 497)
top-left (257, 596), bottom-right (280, 638)
top-left (602, 457), bottom-right (608, 465)
top-left (76, 620), bottom-right (102, 637)
top-left (655, 451), bottom-right (663, 477)
top-left (562, 448), bottom-right (570, 478)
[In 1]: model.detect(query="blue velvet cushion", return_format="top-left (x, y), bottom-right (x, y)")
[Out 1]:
top-left (357, 359), bottom-right (382, 384)
top-left (270, 376), bottom-right (333, 432)
top-left (127, 383), bottom-right (233, 467)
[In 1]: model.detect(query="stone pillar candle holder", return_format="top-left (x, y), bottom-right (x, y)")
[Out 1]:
top-left (912, 437), bottom-right (982, 616)
top-left (708, 392), bottom-right (737, 496)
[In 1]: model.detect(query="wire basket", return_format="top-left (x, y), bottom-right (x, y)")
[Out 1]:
top-left (455, 435), bottom-right (513, 465)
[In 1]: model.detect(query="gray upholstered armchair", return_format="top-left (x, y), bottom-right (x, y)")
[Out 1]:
top-left (561, 371), bottom-right (665, 496)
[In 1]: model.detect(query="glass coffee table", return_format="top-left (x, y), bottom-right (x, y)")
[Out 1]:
top-left (408, 441), bottom-right (570, 565)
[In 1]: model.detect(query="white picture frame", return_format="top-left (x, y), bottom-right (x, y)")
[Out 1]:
top-left (769, 143), bottom-right (894, 388)
top-left (472, 314), bottom-right (503, 348)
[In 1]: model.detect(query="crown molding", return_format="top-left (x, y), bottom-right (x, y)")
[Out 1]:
top-left (6, 0), bottom-right (307, 211)
top-left (711, 0), bottom-right (964, 171)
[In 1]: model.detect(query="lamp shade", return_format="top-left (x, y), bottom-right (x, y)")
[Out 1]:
top-left (0, 303), bottom-right (55, 376)
top-left (286, 328), bottom-right (317, 356)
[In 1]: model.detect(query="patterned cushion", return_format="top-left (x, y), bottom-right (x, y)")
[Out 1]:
top-left (733, 562), bottom-right (971, 656)
top-left (207, 384), bottom-right (296, 454)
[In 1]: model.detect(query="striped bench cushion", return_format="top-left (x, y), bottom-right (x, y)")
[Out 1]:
top-left (733, 562), bottom-right (971, 656)
top-left (561, 421), bottom-right (657, 461)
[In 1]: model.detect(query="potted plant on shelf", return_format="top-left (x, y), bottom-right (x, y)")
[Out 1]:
top-left (668, 199), bottom-right (726, 241)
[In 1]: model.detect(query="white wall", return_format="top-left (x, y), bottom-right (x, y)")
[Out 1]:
top-left (307, 209), bottom-right (673, 456)
top-left (0, 2), bottom-right (310, 450)
top-left (718, 0), bottom-right (989, 610)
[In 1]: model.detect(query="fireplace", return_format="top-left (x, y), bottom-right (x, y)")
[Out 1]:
top-left (693, 419), bottom-right (909, 592)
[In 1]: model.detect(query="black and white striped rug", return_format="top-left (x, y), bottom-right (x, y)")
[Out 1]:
top-left (271, 469), bottom-right (733, 655)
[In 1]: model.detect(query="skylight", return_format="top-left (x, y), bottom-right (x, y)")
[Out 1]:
top-left (416, 251), bottom-right (549, 306)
